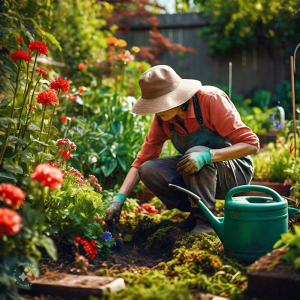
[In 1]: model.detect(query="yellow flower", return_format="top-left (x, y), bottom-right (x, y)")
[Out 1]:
top-left (115, 39), bottom-right (127, 47)
top-left (131, 46), bottom-right (140, 53)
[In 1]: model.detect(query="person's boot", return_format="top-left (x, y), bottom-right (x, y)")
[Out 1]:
top-left (174, 211), bottom-right (197, 231)
top-left (188, 208), bottom-right (214, 235)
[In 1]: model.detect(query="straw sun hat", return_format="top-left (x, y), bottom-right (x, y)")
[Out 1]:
top-left (131, 65), bottom-right (202, 115)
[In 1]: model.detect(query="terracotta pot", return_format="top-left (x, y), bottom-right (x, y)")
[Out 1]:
top-left (247, 180), bottom-right (293, 197)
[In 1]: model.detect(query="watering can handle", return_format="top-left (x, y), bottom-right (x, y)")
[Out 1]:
top-left (225, 185), bottom-right (283, 203)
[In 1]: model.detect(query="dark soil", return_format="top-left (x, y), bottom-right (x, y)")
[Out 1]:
top-left (22, 221), bottom-right (185, 300)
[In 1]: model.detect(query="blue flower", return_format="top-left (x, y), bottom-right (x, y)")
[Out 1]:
top-left (273, 120), bottom-right (280, 130)
top-left (269, 112), bottom-right (275, 120)
top-left (103, 231), bottom-right (112, 242)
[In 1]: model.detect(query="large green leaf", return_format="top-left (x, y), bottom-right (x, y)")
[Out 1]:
top-left (101, 158), bottom-right (117, 177)
top-left (39, 236), bottom-right (57, 261)
top-left (0, 172), bottom-right (17, 184)
top-left (37, 152), bottom-right (54, 161)
top-left (25, 18), bottom-right (62, 51)
top-left (3, 161), bottom-right (23, 174)
top-left (111, 121), bottom-right (124, 135)
top-left (31, 139), bottom-right (49, 147)
top-left (27, 123), bottom-right (41, 131)
top-left (0, 117), bottom-right (15, 126)
top-left (117, 156), bottom-right (127, 172)
top-left (17, 150), bottom-right (34, 163)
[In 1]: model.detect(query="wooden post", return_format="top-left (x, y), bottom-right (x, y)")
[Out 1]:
top-left (290, 56), bottom-right (297, 158)
top-left (229, 62), bottom-right (232, 99)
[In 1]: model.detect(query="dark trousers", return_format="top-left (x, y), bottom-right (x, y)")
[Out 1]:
top-left (138, 146), bottom-right (253, 220)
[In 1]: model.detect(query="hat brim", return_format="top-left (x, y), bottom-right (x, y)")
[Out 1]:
top-left (131, 79), bottom-right (202, 115)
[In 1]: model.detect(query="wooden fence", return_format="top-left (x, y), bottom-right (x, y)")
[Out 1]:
top-left (117, 13), bottom-right (297, 96)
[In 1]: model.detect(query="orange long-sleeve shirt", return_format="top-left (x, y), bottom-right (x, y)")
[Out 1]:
top-left (132, 86), bottom-right (260, 169)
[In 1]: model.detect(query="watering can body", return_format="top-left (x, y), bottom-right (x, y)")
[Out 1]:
top-left (169, 184), bottom-right (298, 262)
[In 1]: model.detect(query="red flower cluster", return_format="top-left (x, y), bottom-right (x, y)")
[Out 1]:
top-left (77, 178), bottom-right (83, 184)
top-left (31, 164), bottom-right (64, 189)
top-left (0, 183), bottom-right (26, 207)
top-left (59, 148), bottom-right (71, 160)
top-left (27, 103), bottom-right (37, 110)
top-left (0, 208), bottom-right (22, 236)
top-left (89, 175), bottom-right (98, 183)
top-left (69, 167), bottom-right (84, 179)
top-left (10, 50), bottom-right (32, 62)
top-left (60, 116), bottom-right (67, 123)
top-left (55, 138), bottom-right (77, 150)
top-left (141, 203), bottom-right (159, 214)
top-left (50, 77), bottom-right (70, 93)
top-left (78, 86), bottom-right (84, 93)
top-left (17, 37), bottom-right (23, 43)
top-left (95, 183), bottom-right (102, 193)
top-left (74, 237), bottom-right (98, 260)
top-left (68, 93), bottom-right (77, 101)
top-left (34, 67), bottom-right (48, 76)
top-left (78, 63), bottom-right (85, 70)
top-left (36, 89), bottom-right (59, 106)
top-left (28, 41), bottom-right (48, 55)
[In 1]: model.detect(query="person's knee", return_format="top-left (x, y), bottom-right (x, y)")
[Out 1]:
top-left (184, 145), bottom-right (210, 155)
top-left (138, 160), bottom-right (157, 182)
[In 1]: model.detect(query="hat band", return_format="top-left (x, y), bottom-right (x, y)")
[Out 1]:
top-left (141, 80), bottom-right (181, 99)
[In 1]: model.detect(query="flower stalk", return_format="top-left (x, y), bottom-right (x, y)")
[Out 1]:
top-left (39, 104), bottom-right (47, 141)
top-left (0, 61), bottom-right (21, 164)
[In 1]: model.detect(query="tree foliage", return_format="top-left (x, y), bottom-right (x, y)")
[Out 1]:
top-left (184, 0), bottom-right (300, 56)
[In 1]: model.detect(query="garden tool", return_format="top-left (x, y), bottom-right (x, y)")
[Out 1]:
top-left (169, 183), bottom-right (298, 262)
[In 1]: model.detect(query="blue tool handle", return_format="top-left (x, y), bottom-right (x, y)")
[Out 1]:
top-left (225, 185), bottom-right (283, 203)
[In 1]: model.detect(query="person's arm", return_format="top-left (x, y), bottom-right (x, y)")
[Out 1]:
top-left (210, 142), bottom-right (258, 162)
top-left (118, 167), bottom-right (140, 197)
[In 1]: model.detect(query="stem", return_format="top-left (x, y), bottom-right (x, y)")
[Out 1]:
top-left (39, 104), bottom-right (47, 141)
top-left (44, 105), bottom-right (56, 152)
top-left (0, 61), bottom-right (21, 164)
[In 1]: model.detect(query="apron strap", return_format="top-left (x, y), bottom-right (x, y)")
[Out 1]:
top-left (192, 93), bottom-right (204, 125)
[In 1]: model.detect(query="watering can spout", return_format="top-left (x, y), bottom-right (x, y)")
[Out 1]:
top-left (168, 184), bottom-right (225, 241)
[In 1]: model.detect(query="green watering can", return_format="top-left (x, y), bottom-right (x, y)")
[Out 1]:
top-left (169, 184), bottom-right (298, 262)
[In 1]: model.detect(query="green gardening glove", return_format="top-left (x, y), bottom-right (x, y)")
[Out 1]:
top-left (176, 149), bottom-right (212, 176)
top-left (105, 193), bottom-right (126, 227)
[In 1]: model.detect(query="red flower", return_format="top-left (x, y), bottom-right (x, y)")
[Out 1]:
top-left (0, 208), bottom-right (22, 236)
top-left (95, 183), bottom-right (102, 193)
top-left (138, 64), bottom-right (142, 70)
top-left (50, 77), bottom-right (70, 93)
top-left (28, 41), bottom-right (48, 55)
top-left (36, 89), bottom-right (59, 106)
top-left (68, 93), bottom-right (77, 101)
top-left (31, 164), bottom-right (64, 189)
top-left (261, 165), bottom-right (266, 170)
top-left (280, 247), bottom-right (287, 253)
top-left (77, 239), bottom-right (98, 260)
top-left (59, 149), bottom-right (71, 160)
top-left (78, 63), bottom-right (85, 70)
top-left (141, 203), bottom-right (159, 214)
top-left (10, 50), bottom-right (32, 62)
top-left (0, 183), bottom-right (26, 207)
top-left (34, 67), bottom-right (48, 76)
top-left (17, 37), bottom-right (23, 43)
top-left (290, 144), bottom-right (295, 154)
top-left (71, 117), bottom-right (75, 121)
top-left (60, 116), bottom-right (67, 123)
top-left (117, 75), bottom-right (121, 81)
top-left (69, 167), bottom-right (84, 178)
top-left (74, 237), bottom-right (81, 243)
top-left (93, 216), bottom-right (97, 222)
top-left (55, 138), bottom-right (76, 150)
top-left (89, 175), bottom-right (98, 183)
top-left (78, 86), bottom-right (84, 93)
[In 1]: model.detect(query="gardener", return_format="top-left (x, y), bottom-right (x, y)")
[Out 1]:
top-left (105, 65), bottom-right (260, 234)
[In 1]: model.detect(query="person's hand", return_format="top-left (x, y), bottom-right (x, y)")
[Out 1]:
top-left (105, 193), bottom-right (126, 228)
top-left (176, 149), bottom-right (212, 175)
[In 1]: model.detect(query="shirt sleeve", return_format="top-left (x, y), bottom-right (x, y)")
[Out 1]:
top-left (207, 93), bottom-right (260, 148)
top-left (131, 116), bottom-right (170, 169)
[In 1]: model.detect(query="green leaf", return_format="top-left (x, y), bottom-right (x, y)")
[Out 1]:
top-left (25, 18), bottom-right (62, 51)
top-left (16, 139), bottom-right (27, 148)
top-left (39, 236), bottom-right (57, 261)
top-left (117, 156), bottom-right (127, 172)
top-left (22, 177), bottom-right (31, 186)
top-left (3, 161), bottom-right (23, 174)
top-left (32, 139), bottom-right (49, 147)
top-left (37, 152), bottom-right (54, 161)
top-left (51, 125), bottom-right (59, 133)
top-left (0, 117), bottom-right (15, 126)
top-left (16, 150), bottom-right (34, 163)
top-left (0, 172), bottom-right (17, 184)
top-left (13, 118), bottom-right (25, 125)
top-left (101, 158), bottom-right (117, 177)
top-left (111, 121), bottom-right (124, 135)
top-left (27, 123), bottom-right (41, 131)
